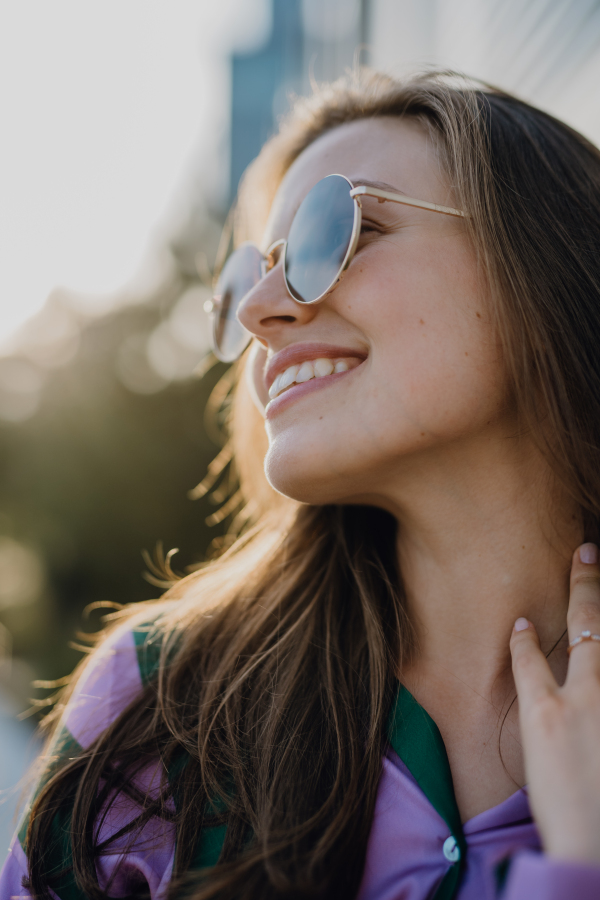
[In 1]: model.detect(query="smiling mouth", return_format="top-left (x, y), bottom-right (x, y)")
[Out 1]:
top-left (268, 357), bottom-right (363, 401)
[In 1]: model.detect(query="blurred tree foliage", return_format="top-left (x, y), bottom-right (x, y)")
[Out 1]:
top-left (0, 227), bottom-right (232, 702)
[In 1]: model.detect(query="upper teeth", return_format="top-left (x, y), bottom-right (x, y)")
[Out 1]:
top-left (268, 357), bottom-right (354, 400)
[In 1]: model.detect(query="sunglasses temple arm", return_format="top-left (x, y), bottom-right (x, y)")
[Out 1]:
top-left (349, 186), bottom-right (467, 218)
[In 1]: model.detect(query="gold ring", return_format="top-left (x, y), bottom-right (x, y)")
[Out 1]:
top-left (568, 631), bottom-right (600, 655)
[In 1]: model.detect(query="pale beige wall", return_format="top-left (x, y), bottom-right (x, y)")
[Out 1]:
top-left (368, 0), bottom-right (600, 147)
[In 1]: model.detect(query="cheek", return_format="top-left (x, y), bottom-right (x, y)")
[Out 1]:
top-left (366, 314), bottom-right (506, 442)
top-left (367, 238), bottom-right (505, 418)
top-left (373, 336), bottom-right (507, 441)
top-left (262, 242), bottom-right (509, 504)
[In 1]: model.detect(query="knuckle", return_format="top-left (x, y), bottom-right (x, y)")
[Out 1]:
top-left (511, 647), bottom-right (535, 675)
top-left (529, 694), bottom-right (562, 732)
top-left (567, 598), bottom-right (600, 627)
top-left (571, 571), bottom-right (600, 591)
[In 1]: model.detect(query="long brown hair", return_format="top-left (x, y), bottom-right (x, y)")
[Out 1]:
top-left (27, 69), bottom-right (600, 899)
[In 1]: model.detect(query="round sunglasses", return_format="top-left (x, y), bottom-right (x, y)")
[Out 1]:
top-left (205, 173), bottom-right (466, 362)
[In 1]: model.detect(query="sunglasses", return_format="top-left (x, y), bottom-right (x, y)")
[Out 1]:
top-left (205, 173), bottom-right (466, 362)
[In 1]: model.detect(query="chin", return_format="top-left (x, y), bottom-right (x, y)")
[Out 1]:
top-left (264, 451), bottom-right (329, 505)
top-left (263, 445), bottom-right (372, 507)
top-left (265, 464), bottom-right (329, 505)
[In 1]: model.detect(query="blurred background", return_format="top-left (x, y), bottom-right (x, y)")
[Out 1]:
top-left (3, 0), bottom-right (600, 853)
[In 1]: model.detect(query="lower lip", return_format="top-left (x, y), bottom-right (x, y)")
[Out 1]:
top-left (265, 363), bottom-right (364, 419)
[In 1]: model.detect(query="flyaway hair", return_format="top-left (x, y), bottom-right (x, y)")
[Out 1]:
top-left (25, 69), bottom-right (600, 899)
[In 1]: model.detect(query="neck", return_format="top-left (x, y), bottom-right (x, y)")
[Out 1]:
top-left (367, 426), bottom-right (581, 818)
top-left (384, 431), bottom-right (580, 698)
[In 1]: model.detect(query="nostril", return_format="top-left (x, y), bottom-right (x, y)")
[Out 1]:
top-left (260, 315), bottom-right (296, 324)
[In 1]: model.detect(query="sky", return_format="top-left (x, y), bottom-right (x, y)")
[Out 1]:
top-left (5, 1), bottom-right (600, 355)
top-left (0, 0), bottom-right (271, 347)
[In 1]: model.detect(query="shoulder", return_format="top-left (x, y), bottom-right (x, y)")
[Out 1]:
top-left (6, 615), bottom-right (176, 900)
top-left (60, 616), bottom-right (164, 752)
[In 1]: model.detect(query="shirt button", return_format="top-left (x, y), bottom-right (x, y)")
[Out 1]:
top-left (443, 835), bottom-right (460, 863)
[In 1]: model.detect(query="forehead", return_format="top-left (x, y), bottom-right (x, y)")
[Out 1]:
top-left (265, 116), bottom-right (446, 239)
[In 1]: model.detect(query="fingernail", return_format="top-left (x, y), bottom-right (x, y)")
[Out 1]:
top-left (514, 617), bottom-right (529, 632)
top-left (579, 543), bottom-right (598, 565)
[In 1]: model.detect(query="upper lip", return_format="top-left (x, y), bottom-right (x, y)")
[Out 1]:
top-left (265, 342), bottom-right (368, 392)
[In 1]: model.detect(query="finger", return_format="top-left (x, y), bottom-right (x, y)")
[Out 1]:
top-left (566, 543), bottom-right (600, 681)
top-left (510, 618), bottom-right (557, 710)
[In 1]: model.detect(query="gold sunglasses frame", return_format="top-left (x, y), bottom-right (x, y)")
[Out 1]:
top-left (207, 173), bottom-right (466, 360)
top-left (263, 174), bottom-right (466, 306)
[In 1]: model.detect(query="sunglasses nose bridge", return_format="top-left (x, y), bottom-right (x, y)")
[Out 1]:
top-left (236, 253), bottom-right (317, 340)
top-left (262, 238), bottom-right (286, 278)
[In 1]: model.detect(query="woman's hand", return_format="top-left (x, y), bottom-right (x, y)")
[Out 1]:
top-left (510, 543), bottom-right (600, 862)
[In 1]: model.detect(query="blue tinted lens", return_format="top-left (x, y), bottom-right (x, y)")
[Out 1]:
top-left (212, 243), bottom-right (262, 362)
top-left (285, 175), bottom-right (356, 303)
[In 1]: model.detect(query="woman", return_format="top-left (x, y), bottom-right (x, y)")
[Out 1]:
top-left (3, 68), bottom-right (600, 900)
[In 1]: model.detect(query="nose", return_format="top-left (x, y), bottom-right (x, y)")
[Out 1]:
top-left (236, 259), bottom-right (318, 349)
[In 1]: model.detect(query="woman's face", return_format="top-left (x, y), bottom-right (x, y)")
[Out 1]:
top-left (237, 117), bottom-right (509, 508)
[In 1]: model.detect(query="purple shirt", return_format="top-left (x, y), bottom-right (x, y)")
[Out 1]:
top-left (2, 624), bottom-right (600, 899)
